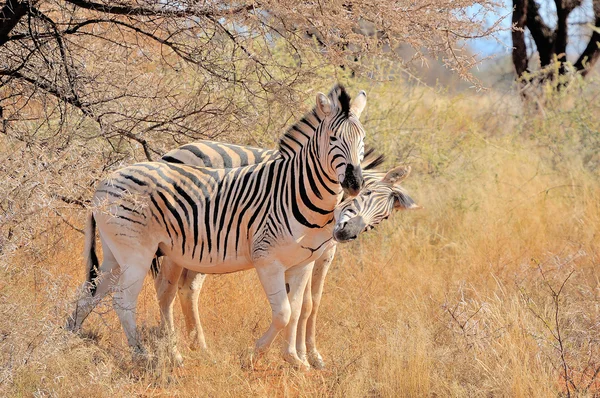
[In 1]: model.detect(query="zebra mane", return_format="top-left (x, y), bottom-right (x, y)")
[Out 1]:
top-left (361, 148), bottom-right (389, 186)
top-left (362, 147), bottom-right (385, 171)
top-left (278, 84), bottom-right (352, 158)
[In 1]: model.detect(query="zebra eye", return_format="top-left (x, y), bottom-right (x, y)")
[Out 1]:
top-left (364, 189), bottom-right (372, 196)
top-left (329, 136), bottom-right (338, 143)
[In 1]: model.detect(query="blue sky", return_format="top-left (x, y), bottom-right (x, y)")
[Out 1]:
top-left (466, 0), bottom-right (596, 59)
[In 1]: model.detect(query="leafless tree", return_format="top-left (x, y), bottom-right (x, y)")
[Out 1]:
top-left (0, 0), bottom-right (499, 257)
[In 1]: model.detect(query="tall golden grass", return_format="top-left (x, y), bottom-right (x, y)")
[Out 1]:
top-left (1, 79), bottom-right (599, 397)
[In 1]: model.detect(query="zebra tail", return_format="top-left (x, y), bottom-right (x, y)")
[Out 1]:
top-left (84, 213), bottom-right (100, 296)
top-left (150, 257), bottom-right (161, 279)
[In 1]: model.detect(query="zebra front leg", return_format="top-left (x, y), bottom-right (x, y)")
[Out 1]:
top-left (294, 269), bottom-right (313, 367)
top-left (250, 263), bottom-right (290, 366)
top-left (281, 262), bottom-right (314, 369)
top-left (306, 245), bottom-right (336, 369)
top-left (155, 256), bottom-right (184, 365)
top-left (177, 269), bottom-right (208, 352)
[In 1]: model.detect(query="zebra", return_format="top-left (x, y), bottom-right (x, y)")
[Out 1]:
top-left (154, 141), bottom-right (419, 369)
top-left (67, 85), bottom-right (369, 368)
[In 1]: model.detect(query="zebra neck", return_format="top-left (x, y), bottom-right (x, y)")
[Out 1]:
top-left (286, 151), bottom-right (341, 229)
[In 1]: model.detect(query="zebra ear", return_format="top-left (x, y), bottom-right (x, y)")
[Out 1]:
top-left (393, 191), bottom-right (421, 210)
top-left (350, 90), bottom-right (367, 118)
top-left (382, 165), bottom-right (411, 185)
top-left (316, 92), bottom-right (332, 116)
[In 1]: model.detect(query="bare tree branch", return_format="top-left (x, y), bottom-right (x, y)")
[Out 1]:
top-left (63, 0), bottom-right (254, 18)
top-left (0, 0), bottom-right (30, 46)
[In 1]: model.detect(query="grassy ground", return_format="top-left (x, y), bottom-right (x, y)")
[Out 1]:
top-left (1, 80), bottom-right (599, 397)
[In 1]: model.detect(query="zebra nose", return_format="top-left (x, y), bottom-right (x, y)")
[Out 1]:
top-left (342, 164), bottom-right (363, 196)
top-left (333, 217), bottom-right (366, 243)
top-left (335, 221), bottom-right (347, 232)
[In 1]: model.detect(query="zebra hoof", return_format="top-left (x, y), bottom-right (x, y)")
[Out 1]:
top-left (64, 315), bottom-right (80, 333)
top-left (308, 351), bottom-right (326, 370)
top-left (131, 345), bottom-right (151, 364)
top-left (282, 352), bottom-right (310, 371)
top-left (65, 318), bottom-right (76, 332)
top-left (189, 340), bottom-right (209, 352)
top-left (296, 351), bottom-right (311, 370)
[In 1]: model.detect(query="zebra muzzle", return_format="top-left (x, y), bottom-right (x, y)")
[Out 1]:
top-left (333, 216), bottom-right (366, 243)
top-left (340, 164), bottom-right (363, 196)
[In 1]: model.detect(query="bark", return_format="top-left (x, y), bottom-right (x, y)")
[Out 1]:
top-left (512, 0), bottom-right (529, 77)
top-left (526, 0), bottom-right (554, 67)
top-left (512, 0), bottom-right (600, 87)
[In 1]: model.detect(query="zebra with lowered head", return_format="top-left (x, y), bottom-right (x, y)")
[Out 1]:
top-left (67, 85), bottom-right (369, 368)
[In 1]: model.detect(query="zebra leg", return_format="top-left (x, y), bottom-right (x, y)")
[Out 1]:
top-left (177, 269), bottom-right (208, 352)
top-left (66, 236), bottom-right (119, 332)
top-left (111, 253), bottom-right (153, 358)
top-left (295, 271), bottom-right (313, 366)
top-left (251, 263), bottom-right (290, 365)
top-left (306, 245), bottom-right (336, 369)
top-left (281, 262), bottom-right (313, 369)
top-left (155, 256), bottom-right (184, 365)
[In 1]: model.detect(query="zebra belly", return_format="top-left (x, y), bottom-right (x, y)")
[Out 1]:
top-left (157, 224), bottom-right (335, 274)
top-left (183, 260), bottom-right (255, 274)
top-left (158, 243), bottom-right (255, 274)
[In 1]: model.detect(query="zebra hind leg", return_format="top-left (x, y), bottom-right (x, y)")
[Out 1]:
top-left (154, 256), bottom-right (184, 366)
top-left (177, 269), bottom-right (208, 352)
top-left (110, 250), bottom-right (154, 361)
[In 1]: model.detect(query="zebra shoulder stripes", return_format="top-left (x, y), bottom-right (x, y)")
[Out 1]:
top-left (67, 85), bottom-right (368, 368)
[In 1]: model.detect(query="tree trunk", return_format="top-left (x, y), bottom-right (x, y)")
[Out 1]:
top-left (511, 0), bottom-right (600, 90)
top-left (573, 14), bottom-right (600, 76)
top-left (512, 0), bottom-right (529, 78)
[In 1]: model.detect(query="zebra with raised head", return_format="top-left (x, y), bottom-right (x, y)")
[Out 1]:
top-left (67, 85), bottom-right (368, 368)
top-left (154, 142), bottom-right (419, 369)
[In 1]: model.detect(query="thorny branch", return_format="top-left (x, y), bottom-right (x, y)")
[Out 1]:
top-left (0, 0), bottom-right (500, 249)
top-left (521, 259), bottom-right (577, 396)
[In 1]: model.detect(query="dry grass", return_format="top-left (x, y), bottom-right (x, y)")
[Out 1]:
top-left (1, 80), bottom-right (600, 397)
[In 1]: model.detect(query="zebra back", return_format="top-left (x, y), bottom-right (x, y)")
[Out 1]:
top-left (161, 141), bottom-right (279, 168)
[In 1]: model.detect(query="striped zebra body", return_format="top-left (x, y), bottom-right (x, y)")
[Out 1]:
top-left (161, 141), bottom-right (278, 168)
top-left (67, 85), bottom-right (369, 367)
top-left (155, 141), bottom-right (419, 368)
top-left (95, 161), bottom-right (337, 273)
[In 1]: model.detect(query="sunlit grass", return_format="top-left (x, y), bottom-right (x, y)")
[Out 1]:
top-left (1, 80), bottom-right (599, 397)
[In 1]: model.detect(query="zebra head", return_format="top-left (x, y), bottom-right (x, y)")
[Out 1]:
top-left (332, 165), bottom-right (420, 243)
top-left (315, 86), bottom-right (367, 197)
